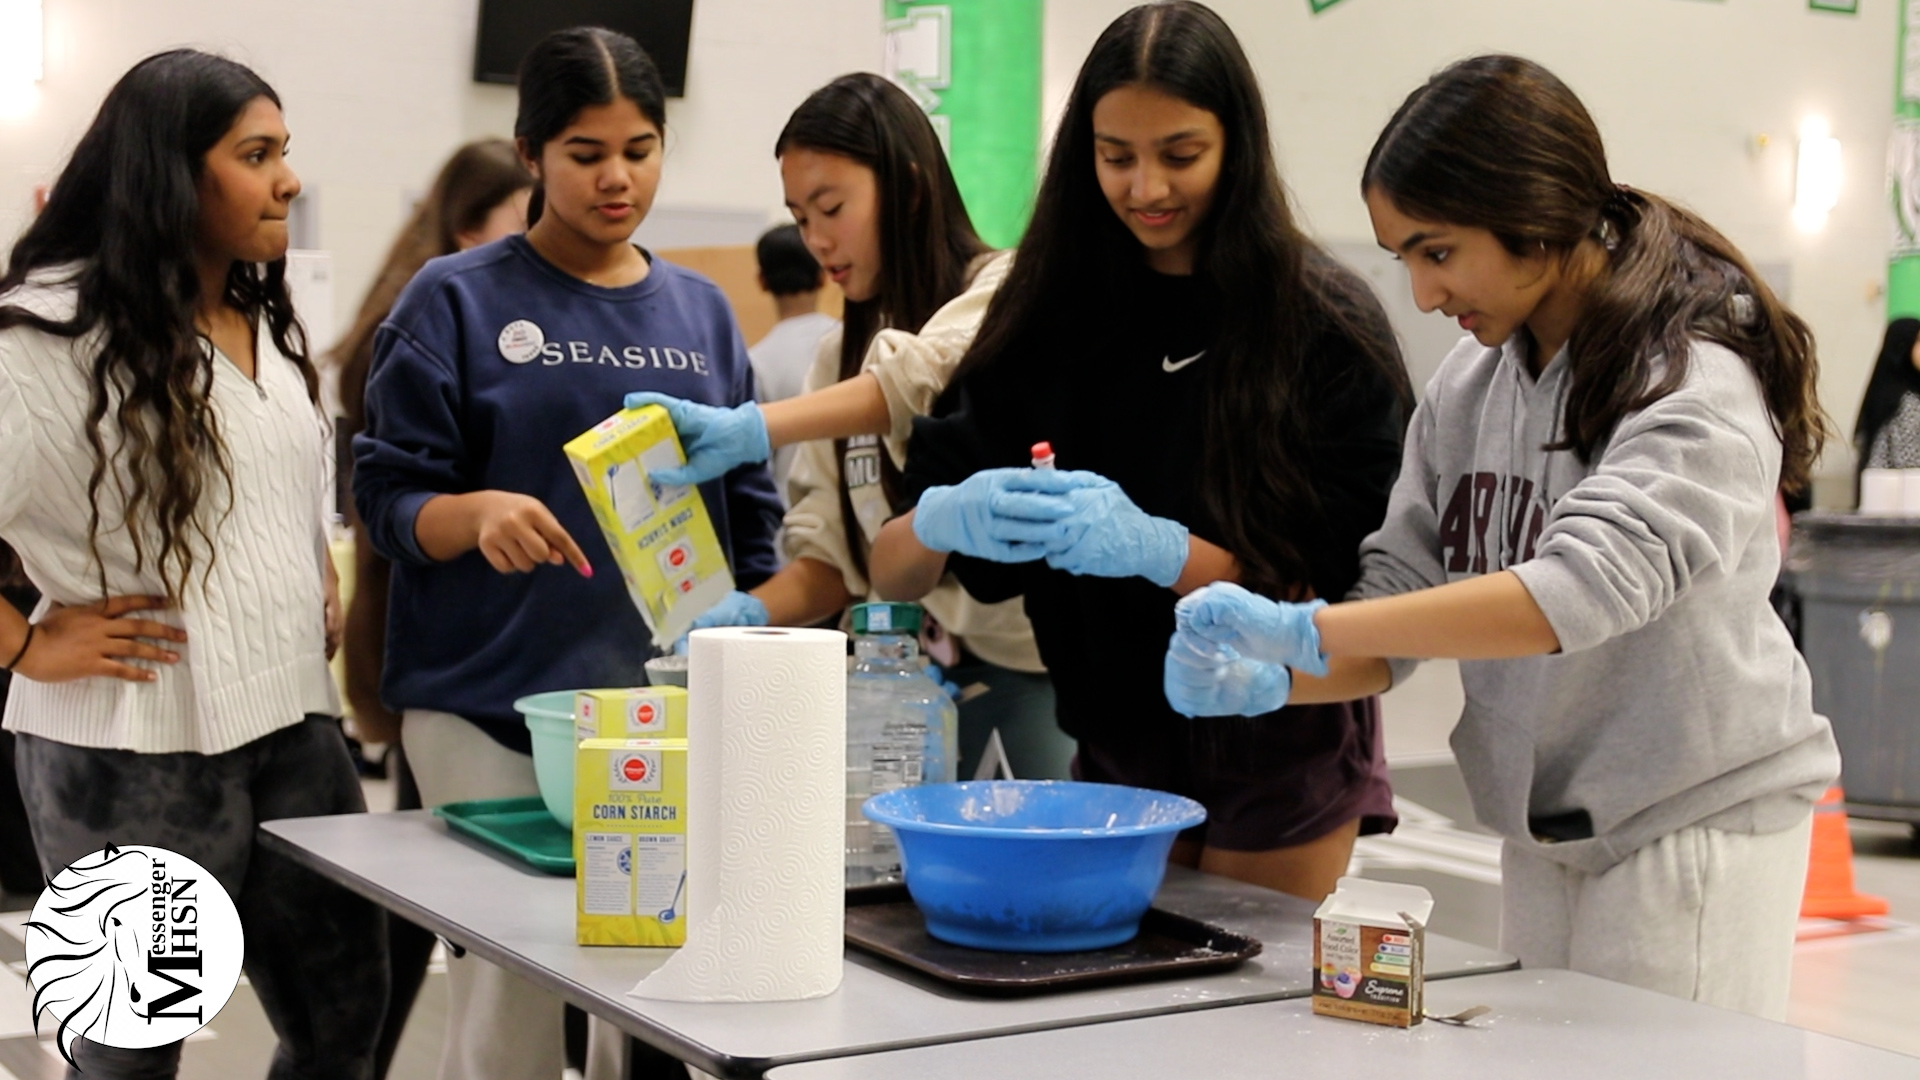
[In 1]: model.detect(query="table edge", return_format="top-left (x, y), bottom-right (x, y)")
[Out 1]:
top-left (257, 815), bottom-right (1520, 1078)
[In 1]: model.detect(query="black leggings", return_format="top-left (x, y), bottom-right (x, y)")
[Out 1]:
top-left (15, 716), bottom-right (389, 1080)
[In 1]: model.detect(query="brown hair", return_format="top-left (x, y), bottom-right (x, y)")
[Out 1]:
top-left (942, 2), bottom-right (1410, 598)
top-left (776, 74), bottom-right (987, 387)
top-left (331, 138), bottom-right (532, 432)
top-left (775, 74), bottom-right (989, 577)
top-left (0, 51), bottom-right (312, 602)
top-left (1363, 54), bottom-right (1830, 493)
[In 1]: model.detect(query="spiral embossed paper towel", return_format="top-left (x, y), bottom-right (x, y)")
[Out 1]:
top-left (629, 626), bottom-right (847, 1002)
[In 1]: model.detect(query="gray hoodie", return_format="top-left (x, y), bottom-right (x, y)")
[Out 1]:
top-left (1354, 333), bottom-right (1838, 874)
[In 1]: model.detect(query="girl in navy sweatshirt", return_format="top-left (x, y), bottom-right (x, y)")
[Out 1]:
top-left (352, 28), bottom-right (779, 1080)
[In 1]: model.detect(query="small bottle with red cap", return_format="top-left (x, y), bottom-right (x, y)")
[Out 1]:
top-left (1030, 441), bottom-right (1056, 469)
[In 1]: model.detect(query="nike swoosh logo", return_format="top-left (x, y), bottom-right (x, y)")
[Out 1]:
top-left (1162, 351), bottom-right (1205, 373)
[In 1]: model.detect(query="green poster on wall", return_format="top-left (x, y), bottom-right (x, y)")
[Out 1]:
top-left (883, 1), bottom-right (1042, 249)
top-left (1892, 0), bottom-right (1920, 318)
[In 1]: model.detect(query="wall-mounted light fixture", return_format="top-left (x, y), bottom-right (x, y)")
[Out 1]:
top-left (1793, 117), bottom-right (1842, 232)
top-left (0, 0), bottom-right (44, 118)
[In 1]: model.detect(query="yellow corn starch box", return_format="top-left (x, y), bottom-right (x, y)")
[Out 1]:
top-left (574, 687), bottom-right (688, 741)
top-left (564, 405), bottom-right (733, 645)
top-left (575, 738), bottom-right (689, 947)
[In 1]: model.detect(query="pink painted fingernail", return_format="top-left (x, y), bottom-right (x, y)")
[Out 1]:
top-left (579, 561), bottom-right (594, 578)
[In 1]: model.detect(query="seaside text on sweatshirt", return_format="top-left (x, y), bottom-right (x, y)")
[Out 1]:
top-left (354, 237), bottom-right (781, 750)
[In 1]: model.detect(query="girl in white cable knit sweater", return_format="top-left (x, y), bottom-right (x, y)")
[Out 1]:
top-left (0, 50), bottom-right (386, 1079)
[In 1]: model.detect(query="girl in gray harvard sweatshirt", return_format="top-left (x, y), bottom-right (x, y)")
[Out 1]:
top-left (1164, 55), bottom-right (1838, 1020)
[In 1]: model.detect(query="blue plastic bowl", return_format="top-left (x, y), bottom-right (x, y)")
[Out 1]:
top-left (862, 781), bottom-right (1206, 953)
top-left (515, 691), bottom-right (577, 828)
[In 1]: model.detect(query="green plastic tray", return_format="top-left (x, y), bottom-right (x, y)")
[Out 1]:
top-left (433, 796), bottom-right (574, 875)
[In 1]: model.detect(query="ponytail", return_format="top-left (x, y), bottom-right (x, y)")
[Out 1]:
top-left (1364, 54), bottom-right (1831, 494)
top-left (1568, 188), bottom-right (1826, 493)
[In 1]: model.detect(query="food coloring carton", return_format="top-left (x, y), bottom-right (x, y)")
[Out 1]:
top-left (564, 405), bottom-right (733, 645)
top-left (1311, 877), bottom-right (1433, 1027)
top-left (574, 738), bottom-right (689, 947)
top-left (574, 687), bottom-right (688, 741)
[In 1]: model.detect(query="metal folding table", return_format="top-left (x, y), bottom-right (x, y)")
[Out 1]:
top-left (260, 811), bottom-right (1517, 1078)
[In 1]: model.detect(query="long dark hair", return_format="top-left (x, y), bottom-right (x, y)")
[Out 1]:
top-left (776, 73), bottom-right (989, 573)
top-left (943, 1), bottom-right (1407, 597)
top-left (1854, 318), bottom-right (1920, 472)
top-left (776, 74), bottom-right (988, 385)
top-left (1364, 54), bottom-right (1830, 494)
top-left (0, 50), bottom-right (313, 601)
top-left (515, 27), bottom-right (667, 228)
top-left (332, 139), bottom-right (531, 432)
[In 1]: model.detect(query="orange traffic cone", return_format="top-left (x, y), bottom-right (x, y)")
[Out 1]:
top-left (1800, 787), bottom-right (1890, 920)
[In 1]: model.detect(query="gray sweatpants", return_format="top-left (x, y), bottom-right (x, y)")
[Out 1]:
top-left (401, 709), bottom-right (566, 1080)
top-left (14, 716), bottom-right (390, 1079)
top-left (1499, 814), bottom-right (1813, 1021)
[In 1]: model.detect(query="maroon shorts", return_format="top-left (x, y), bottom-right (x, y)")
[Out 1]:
top-left (1072, 696), bottom-right (1396, 852)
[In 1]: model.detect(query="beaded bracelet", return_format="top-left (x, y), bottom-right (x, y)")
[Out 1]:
top-left (2, 624), bottom-right (35, 672)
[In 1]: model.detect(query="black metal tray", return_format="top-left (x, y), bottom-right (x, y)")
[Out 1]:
top-left (843, 884), bottom-right (1262, 996)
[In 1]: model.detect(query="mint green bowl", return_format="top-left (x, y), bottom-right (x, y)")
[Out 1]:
top-left (515, 691), bottom-right (577, 828)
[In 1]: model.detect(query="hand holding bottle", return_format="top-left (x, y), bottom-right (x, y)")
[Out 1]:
top-left (911, 467), bottom-right (1090, 563)
top-left (1015, 470), bottom-right (1189, 588)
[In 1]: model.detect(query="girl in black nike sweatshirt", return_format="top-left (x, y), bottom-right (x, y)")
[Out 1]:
top-left (868, 1), bottom-right (1411, 902)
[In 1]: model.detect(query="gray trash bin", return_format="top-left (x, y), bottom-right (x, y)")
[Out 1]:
top-left (1784, 512), bottom-right (1920, 824)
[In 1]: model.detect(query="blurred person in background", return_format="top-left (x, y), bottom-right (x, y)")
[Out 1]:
top-left (1854, 317), bottom-right (1920, 476)
top-left (328, 135), bottom-right (532, 1080)
top-left (747, 223), bottom-right (837, 503)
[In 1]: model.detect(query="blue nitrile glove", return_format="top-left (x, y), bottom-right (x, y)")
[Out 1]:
top-left (912, 468), bottom-right (1089, 563)
top-left (1174, 582), bottom-right (1330, 677)
top-left (924, 662), bottom-right (963, 702)
top-left (671, 590), bottom-right (769, 654)
top-left (622, 392), bottom-right (770, 486)
top-left (1163, 631), bottom-right (1291, 717)
top-left (1025, 471), bottom-right (1189, 589)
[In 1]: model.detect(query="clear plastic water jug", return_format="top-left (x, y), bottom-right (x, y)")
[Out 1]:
top-left (845, 602), bottom-right (958, 885)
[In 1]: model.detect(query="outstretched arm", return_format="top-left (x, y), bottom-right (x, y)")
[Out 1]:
top-left (760, 374), bottom-right (890, 450)
top-left (1317, 570), bottom-right (1559, 660)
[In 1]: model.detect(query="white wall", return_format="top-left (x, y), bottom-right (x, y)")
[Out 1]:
top-left (0, 0), bottom-right (881, 358)
top-left (1045, 0), bottom-right (1893, 495)
top-left (0, 0), bottom-right (1897, 494)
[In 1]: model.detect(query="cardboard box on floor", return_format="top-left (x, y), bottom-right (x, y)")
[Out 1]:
top-left (1312, 877), bottom-right (1434, 1027)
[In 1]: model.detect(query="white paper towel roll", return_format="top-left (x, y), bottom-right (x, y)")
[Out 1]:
top-left (629, 626), bottom-right (847, 1002)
